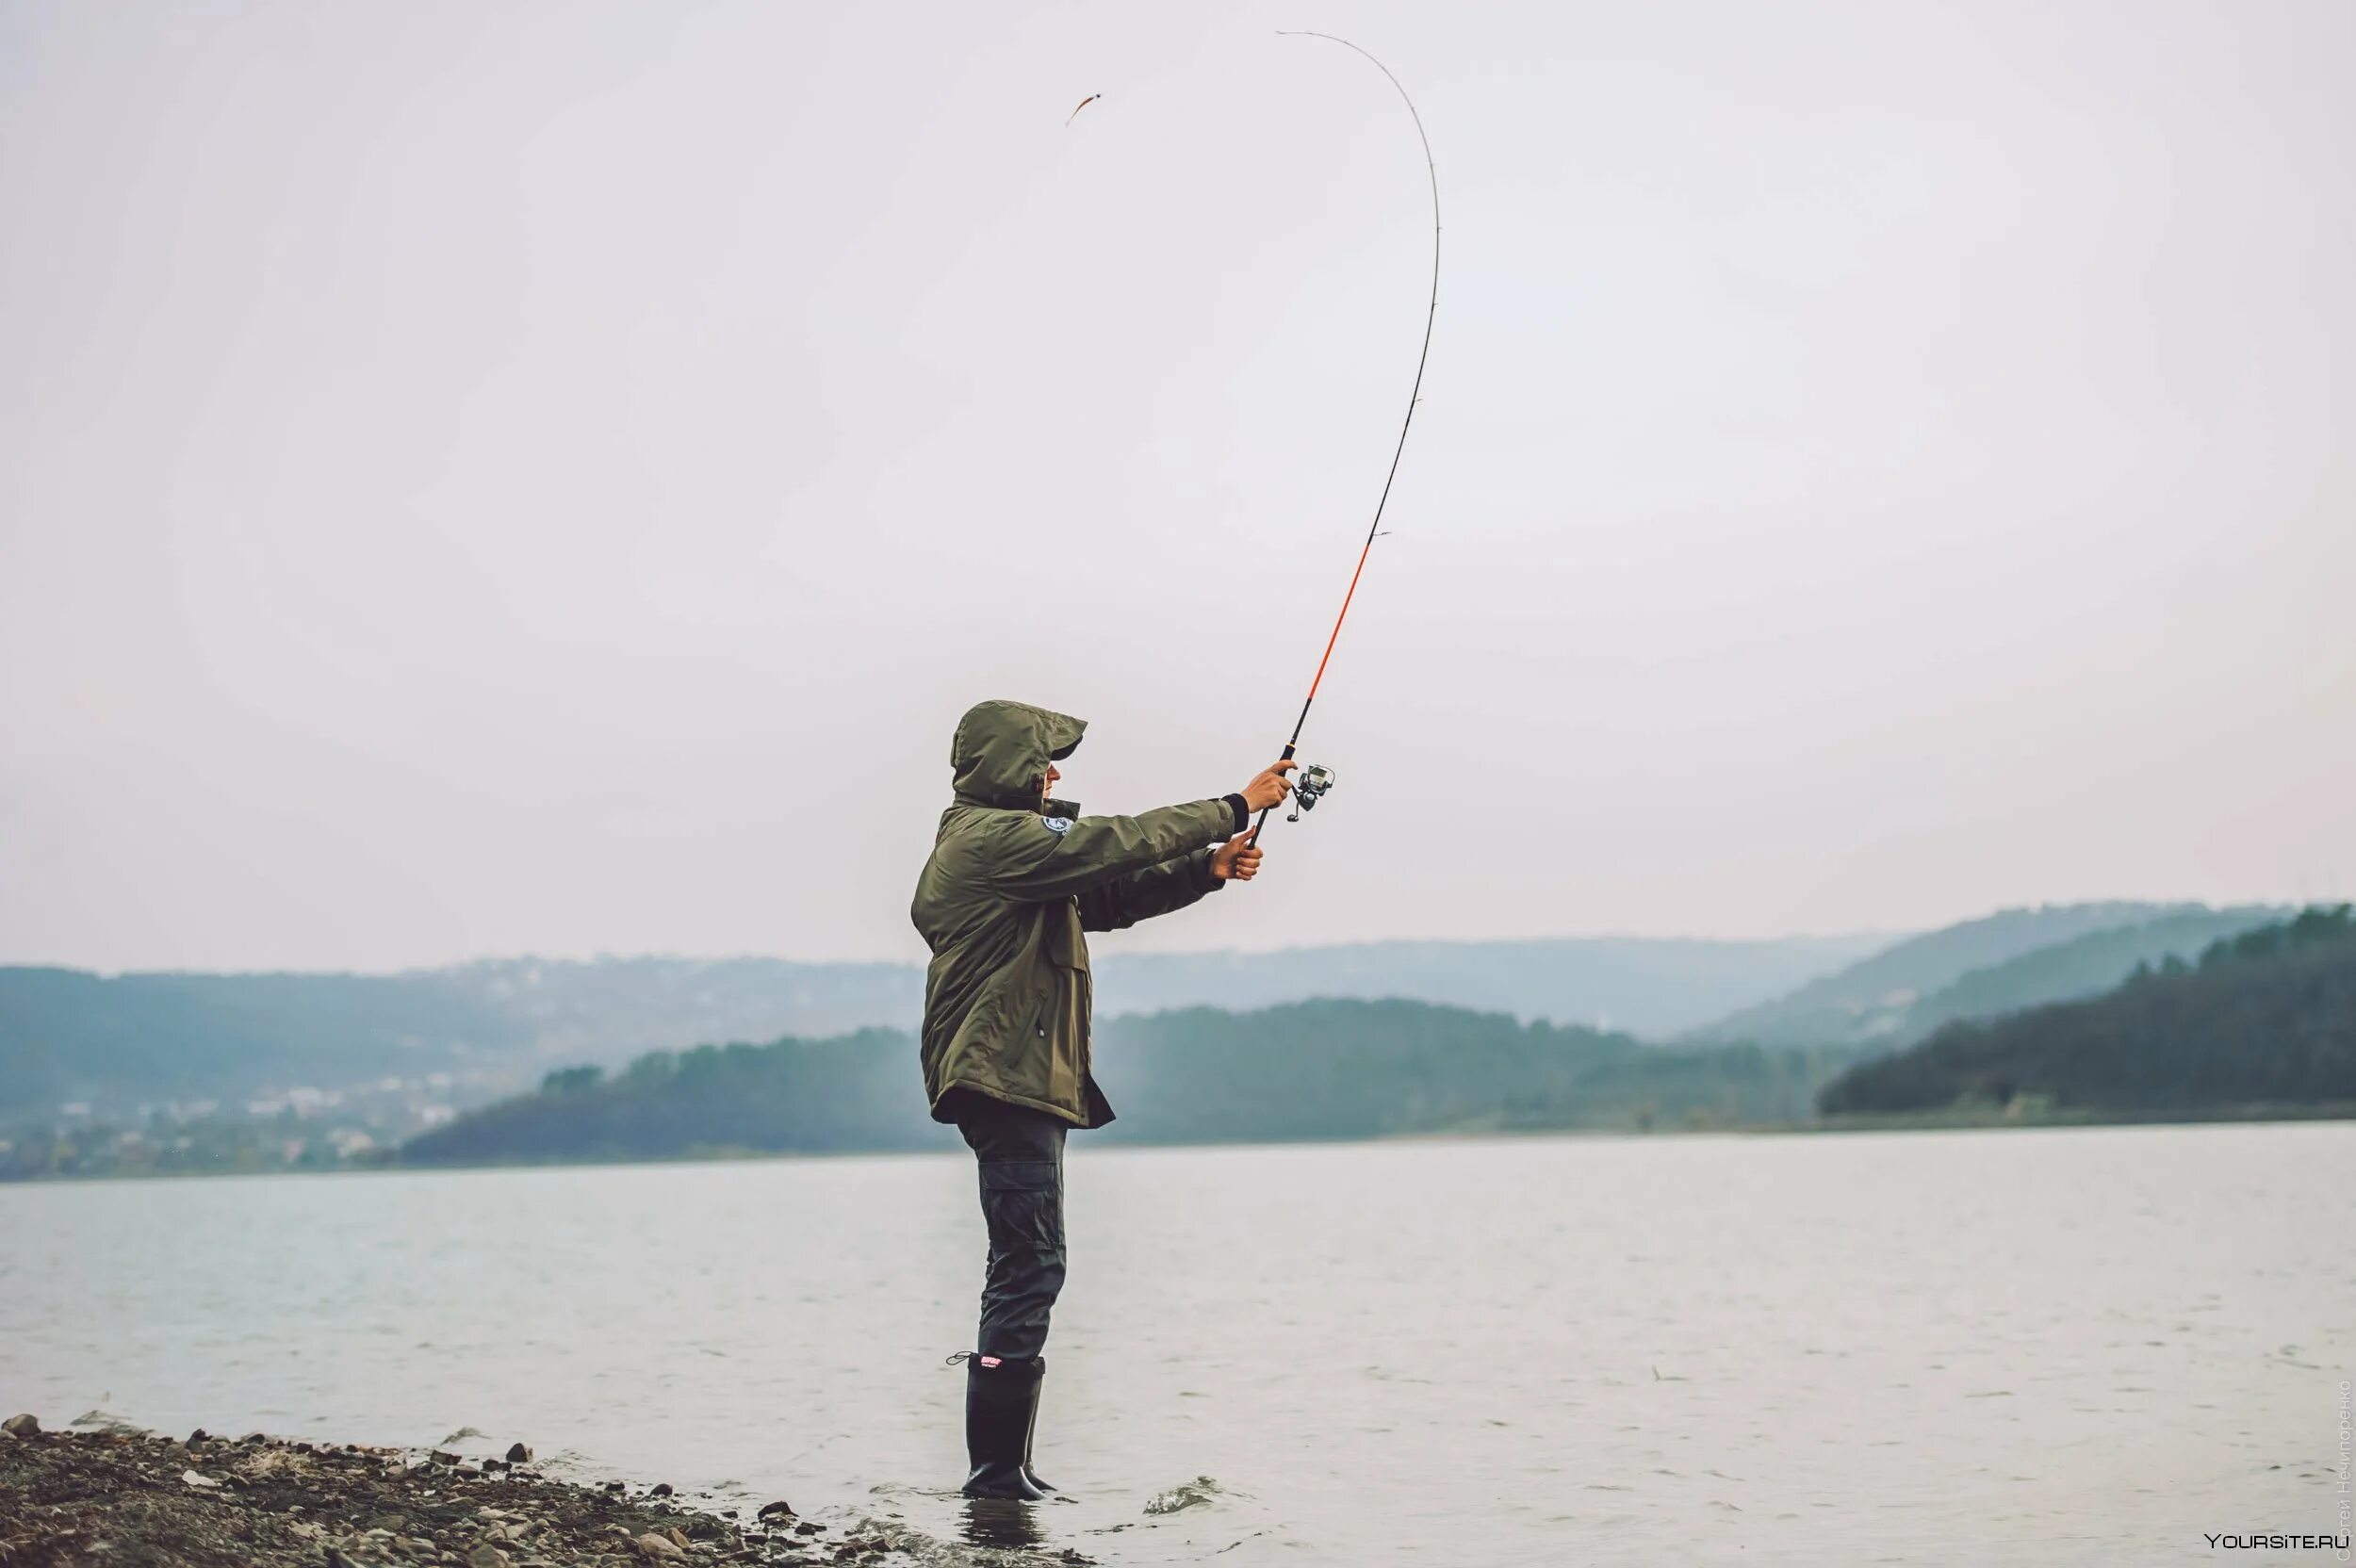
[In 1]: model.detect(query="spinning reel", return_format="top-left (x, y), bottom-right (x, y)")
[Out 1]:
top-left (1286, 762), bottom-right (1336, 822)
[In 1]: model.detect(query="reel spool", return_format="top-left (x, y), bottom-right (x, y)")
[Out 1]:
top-left (1286, 763), bottom-right (1336, 822)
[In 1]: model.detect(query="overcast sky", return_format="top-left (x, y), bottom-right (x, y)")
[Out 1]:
top-left (2, 0), bottom-right (2349, 973)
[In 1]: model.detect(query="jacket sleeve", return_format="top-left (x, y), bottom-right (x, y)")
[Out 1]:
top-left (979, 799), bottom-right (1235, 902)
top-left (1076, 847), bottom-right (1222, 932)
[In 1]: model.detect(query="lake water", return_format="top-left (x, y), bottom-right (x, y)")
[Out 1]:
top-left (4, 1123), bottom-right (2350, 1564)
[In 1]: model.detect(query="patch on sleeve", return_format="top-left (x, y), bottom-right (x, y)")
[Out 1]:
top-left (1041, 816), bottom-right (1072, 835)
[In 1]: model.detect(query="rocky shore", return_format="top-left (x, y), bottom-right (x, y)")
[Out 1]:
top-left (0, 1414), bottom-right (942, 1568)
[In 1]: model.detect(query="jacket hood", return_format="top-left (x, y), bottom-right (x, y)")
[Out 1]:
top-left (950, 699), bottom-right (1087, 811)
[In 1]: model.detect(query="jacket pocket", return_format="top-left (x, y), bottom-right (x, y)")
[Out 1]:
top-left (1041, 902), bottom-right (1090, 973)
top-left (1026, 973), bottom-right (1056, 1043)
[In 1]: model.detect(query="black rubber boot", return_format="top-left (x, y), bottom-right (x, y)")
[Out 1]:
top-left (962, 1355), bottom-right (1049, 1501)
top-left (1021, 1354), bottom-right (1055, 1495)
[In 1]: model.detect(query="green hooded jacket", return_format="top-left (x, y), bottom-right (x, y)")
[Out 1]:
top-left (911, 699), bottom-right (1241, 1128)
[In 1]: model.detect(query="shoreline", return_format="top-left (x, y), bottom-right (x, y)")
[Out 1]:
top-left (0, 1416), bottom-right (900, 1568)
top-left (4, 1104), bottom-right (2353, 1184)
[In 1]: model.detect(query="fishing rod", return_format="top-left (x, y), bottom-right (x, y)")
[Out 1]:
top-left (1252, 31), bottom-right (1440, 842)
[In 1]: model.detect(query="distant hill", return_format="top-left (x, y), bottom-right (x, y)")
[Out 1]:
top-left (1681, 903), bottom-right (2275, 1049)
top-left (1894, 908), bottom-right (2283, 1043)
top-left (0, 934), bottom-right (1885, 1118)
top-left (433, 956), bottom-right (921, 1070)
top-left (1088, 1001), bottom-right (1853, 1146)
top-left (0, 968), bottom-right (530, 1115)
top-left (1818, 906), bottom-right (2356, 1116)
top-left (398, 1027), bottom-right (941, 1162)
top-left (400, 999), bottom-right (1868, 1166)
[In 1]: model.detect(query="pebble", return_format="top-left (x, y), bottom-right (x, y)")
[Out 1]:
top-left (756, 1501), bottom-right (795, 1523)
top-left (3, 1413), bottom-right (41, 1438)
top-left (506, 1442), bottom-right (533, 1464)
top-left (5, 1429), bottom-right (819, 1568)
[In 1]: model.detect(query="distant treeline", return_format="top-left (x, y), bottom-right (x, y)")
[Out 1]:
top-left (400, 1000), bottom-right (1867, 1166)
top-left (1818, 906), bottom-right (2356, 1116)
top-left (401, 1028), bottom-right (936, 1163)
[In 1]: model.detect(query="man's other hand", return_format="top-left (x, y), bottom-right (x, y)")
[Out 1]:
top-left (1239, 760), bottom-right (1297, 813)
top-left (1210, 834), bottom-right (1264, 882)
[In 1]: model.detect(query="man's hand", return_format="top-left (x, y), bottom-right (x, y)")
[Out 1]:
top-left (1209, 833), bottom-right (1264, 882)
top-left (1238, 760), bottom-right (1297, 813)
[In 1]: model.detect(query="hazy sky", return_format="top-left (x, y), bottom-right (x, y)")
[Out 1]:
top-left (3, 0), bottom-right (2350, 972)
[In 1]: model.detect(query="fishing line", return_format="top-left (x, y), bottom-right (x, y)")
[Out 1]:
top-left (1252, 31), bottom-right (1440, 841)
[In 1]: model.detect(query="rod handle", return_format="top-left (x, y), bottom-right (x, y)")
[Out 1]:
top-left (1245, 743), bottom-right (1299, 844)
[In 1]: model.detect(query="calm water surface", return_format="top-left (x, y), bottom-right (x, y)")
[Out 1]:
top-left (3, 1124), bottom-right (2350, 1564)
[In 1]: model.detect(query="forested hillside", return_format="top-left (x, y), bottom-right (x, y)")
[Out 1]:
top-left (1818, 907), bottom-right (2356, 1115)
top-left (1891, 907), bottom-right (2283, 1043)
top-left (395, 1028), bottom-right (940, 1162)
top-left (1685, 902), bottom-right (2272, 1048)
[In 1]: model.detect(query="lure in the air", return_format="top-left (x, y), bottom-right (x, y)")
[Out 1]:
top-left (1066, 93), bottom-right (1101, 126)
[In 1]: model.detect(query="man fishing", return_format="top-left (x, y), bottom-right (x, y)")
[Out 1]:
top-left (911, 698), bottom-right (1295, 1500)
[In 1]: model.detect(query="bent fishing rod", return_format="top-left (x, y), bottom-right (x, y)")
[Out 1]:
top-left (1252, 31), bottom-right (1440, 842)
